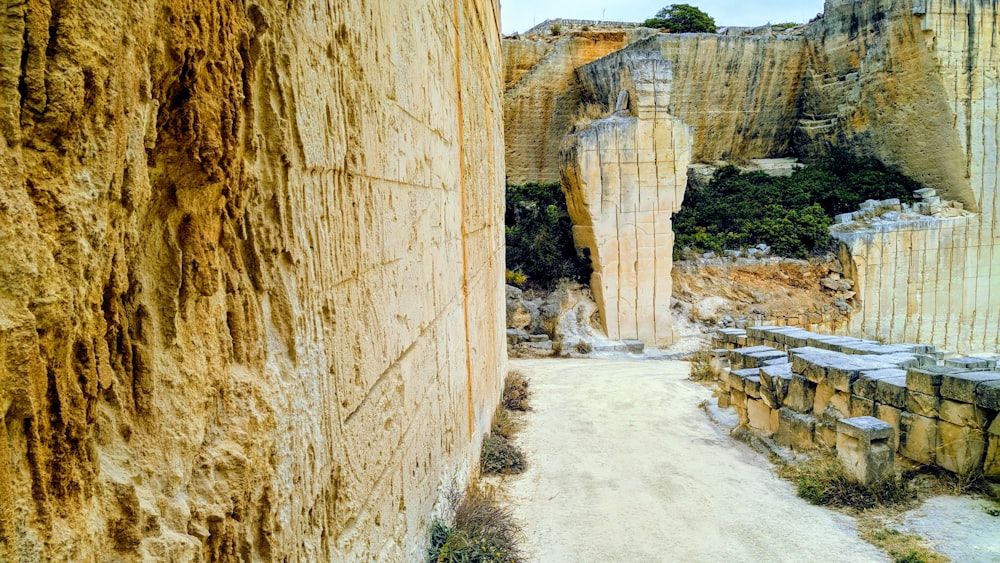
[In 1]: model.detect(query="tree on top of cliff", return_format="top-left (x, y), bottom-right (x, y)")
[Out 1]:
top-left (643, 4), bottom-right (717, 33)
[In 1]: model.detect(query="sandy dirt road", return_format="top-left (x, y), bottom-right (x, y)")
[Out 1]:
top-left (504, 358), bottom-right (889, 562)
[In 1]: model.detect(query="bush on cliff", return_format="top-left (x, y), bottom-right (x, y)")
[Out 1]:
top-left (643, 4), bottom-right (717, 33)
top-left (506, 182), bottom-right (591, 290)
top-left (673, 151), bottom-right (920, 259)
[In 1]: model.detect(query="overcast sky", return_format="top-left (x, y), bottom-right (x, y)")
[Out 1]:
top-left (500, 0), bottom-right (826, 34)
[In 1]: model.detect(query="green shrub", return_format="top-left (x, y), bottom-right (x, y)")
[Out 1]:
top-left (506, 182), bottom-right (590, 289)
top-left (674, 151), bottom-right (920, 258)
top-left (427, 487), bottom-right (523, 562)
top-left (642, 4), bottom-right (717, 33)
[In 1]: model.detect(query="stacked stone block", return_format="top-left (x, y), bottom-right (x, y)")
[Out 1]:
top-left (711, 326), bottom-right (1000, 478)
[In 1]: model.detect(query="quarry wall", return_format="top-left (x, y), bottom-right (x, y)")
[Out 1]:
top-left (512, 0), bottom-right (999, 354)
top-left (828, 0), bottom-right (1000, 353)
top-left (0, 0), bottom-right (505, 560)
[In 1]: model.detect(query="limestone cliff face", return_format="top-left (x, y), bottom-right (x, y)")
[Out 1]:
top-left (0, 0), bottom-right (504, 560)
top-left (503, 31), bottom-right (638, 184)
top-left (831, 0), bottom-right (1000, 353)
top-left (577, 34), bottom-right (808, 164)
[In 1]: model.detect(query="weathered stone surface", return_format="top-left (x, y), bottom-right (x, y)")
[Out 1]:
top-left (0, 1), bottom-right (506, 559)
top-left (976, 381), bottom-right (1000, 411)
top-left (945, 357), bottom-right (994, 371)
top-left (899, 413), bottom-right (938, 465)
top-left (748, 399), bottom-right (779, 437)
top-left (941, 372), bottom-right (1000, 404)
top-left (938, 400), bottom-right (988, 429)
top-left (876, 404), bottom-right (903, 451)
top-left (776, 408), bottom-right (816, 450)
top-left (875, 375), bottom-right (909, 408)
top-left (937, 421), bottom-right (986, 476)
top-left (905, 366), bottom-right (953, 395)
top-left (745, 350), bottom-right (789, 368)
top-left (838, 417), bottom-right (895, 485)
top-left (906, 391), bottom-right (941, 419)
top-left (786, 374), bottom-right (818, 414)
top-left (986, 416), bottom-right (1000, 478)
top-left (759, 363), bottom-right (793, 409)
top-left (744, 376), bottom-right (762, 400)
top-left (855, 369), bottom-right (906, 400)
top-left (850, 395), bottom-right (876, 418)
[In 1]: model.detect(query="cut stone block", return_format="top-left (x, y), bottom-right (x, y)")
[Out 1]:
top-left (744, 349), bottom-right (788, 368)
top-left (938, 399), bottom-right (988, 429)
top-left (876, 404), bottom-right (903, 451)
top-left (906, 391), bottom-right (940, 418)
top-left (850, 395), bottom-right (875, 417)
top-left (763, 357), bottom-right (790, 366)
top-left (975, 380), bottom-right (1000, 410)
top-left (760, 363), bottom-right (792, 409)
top-left (823, 356), bottom-right (900, 392)
top-left (816, 419), bottom-right (838, 448)
top-left (837, 417), bottom-right (895, 485)
top-left (727, 367), bottom-right (759, 393)
top-left (945, 356), bottom-right (995, 370)
top-left (776, 407), bottom-right (816, 450)
top-left (717, 393), bottom-right (731, 409)
top-left (729, 346), bottom-right (777, 369)
top-left (875, 375), bottom-right (908, 408)
top-left (828, 391), bottom-right (851, 419)
top-left (986, 415), bottom-right (1000, 478)
top-left (744, 376), bottom-right (762, 399)
top-left (937, 420), bottom-right (986, 476)
top-left (786, 374), bottom-right (817, 414)
top-left (941, 371), bottom-right (1000, 404)
top-left (899, 412), bottom-right (937, 464)
top-left (855, 369), bottom-right (906, 400)
top-left (813, 383), bottom-right (835, 416)
top-left (748, 399), bottom-right (778, 436)
top-left (905, 365), bottom-right (952, 395)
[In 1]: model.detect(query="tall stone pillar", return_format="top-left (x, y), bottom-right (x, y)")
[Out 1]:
top-left (562, 55), bottom-right (691, 347)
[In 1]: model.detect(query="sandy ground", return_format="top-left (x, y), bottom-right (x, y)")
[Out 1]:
top-left (897, 496), bottom-right (1000, 562)
top-left (504, 358), bottom-right (890, 562)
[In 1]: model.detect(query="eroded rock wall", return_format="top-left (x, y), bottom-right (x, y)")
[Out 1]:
top-left (503, 31), bottom-right (639, 185)
top-left (0, 0), bottom-right (504, 560)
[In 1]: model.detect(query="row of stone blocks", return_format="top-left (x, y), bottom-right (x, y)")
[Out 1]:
top-left (711, 326), bottom-right (1000, 479)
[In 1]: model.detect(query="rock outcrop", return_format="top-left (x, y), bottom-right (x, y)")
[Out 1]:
top-left (512, 0), bottom-right (999, 353)
top-left (0, 0), bottom-right (504, 560)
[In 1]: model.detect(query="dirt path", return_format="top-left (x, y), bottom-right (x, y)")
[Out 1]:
top-left (504, 358), bottom-right (889, 562)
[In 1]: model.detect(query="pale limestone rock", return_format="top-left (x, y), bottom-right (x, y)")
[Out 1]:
top-left (837, 417), bottom-right (895, 485)
top-left (0, 1), bottom-right (505, 560)
top-left (561, 51), bottom-right (692, 346)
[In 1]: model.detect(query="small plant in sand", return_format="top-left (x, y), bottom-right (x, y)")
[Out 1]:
top-left (687, 349), bottom-right (715, 381)
top-left (427, 486), bottom-right (524, 562)
top-left (861, 525), bottom-right (946, 563)
top-left (481, 433), bottom-right (526, 475)
top-left (502, 370), bottom-right (531, 411)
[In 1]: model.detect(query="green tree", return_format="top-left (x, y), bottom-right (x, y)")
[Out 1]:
top-left (643, 4), bottom-right (717, 33)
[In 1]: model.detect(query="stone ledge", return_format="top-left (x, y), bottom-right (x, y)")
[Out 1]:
top-left (838, 416), bottom-right (894, 442)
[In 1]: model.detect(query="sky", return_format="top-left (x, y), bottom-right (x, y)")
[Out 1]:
top-left (500, 0), bottom-right (826, 34)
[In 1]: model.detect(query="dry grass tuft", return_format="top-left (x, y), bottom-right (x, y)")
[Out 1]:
top-left (859, 519), bottom-right (948, 563)
top-left (491, 407), bottom-right (518, 440)
top-left (778, 453), bottom-right (912, 511)
top-left (502, 370), bottom-right (531, 411)
top-left (481, 434), bottom-right (526, 475)
top-left (427, 485), bottom-right (524, 562)
top-left (688, 350), bottom-right (715, 381)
